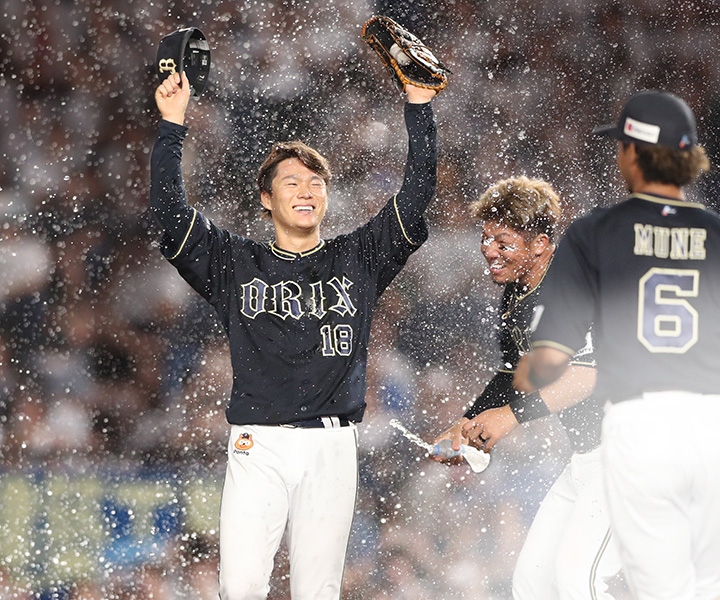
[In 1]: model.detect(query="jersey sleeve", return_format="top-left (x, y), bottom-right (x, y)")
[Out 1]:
top-left (507, 331), bottom-right (595, 423)
top-left (567, 330), bottom-right (596, 368)
top-left (353, 102), bottom-right (438, 294)
top-left (149, 119), bottom-right (234, 306)
top-left (464, 371), bottom-right (526, 419)
top-left (532, 218), bottom-right (599, 356)
top-left (394, 101), bottom-right (438, 240)
top-left (149, 120), bottom-right (196, 246)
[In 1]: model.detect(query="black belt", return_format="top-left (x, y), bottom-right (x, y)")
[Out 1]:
top-left (284, 416), bottom-right (351, 429)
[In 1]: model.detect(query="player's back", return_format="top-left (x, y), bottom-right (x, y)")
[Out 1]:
top-left (584, 193), bottom-right (720, 400)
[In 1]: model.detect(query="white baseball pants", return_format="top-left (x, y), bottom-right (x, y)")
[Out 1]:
top-left (602, 392), bottom-right (720, 600)
top-left (218, 423), bottom-right (358, 600)
top-left (512, 447), bottom-right (622, 600)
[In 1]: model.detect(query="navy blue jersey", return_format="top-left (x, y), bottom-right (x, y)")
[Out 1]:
top-left (465, 274), bottom-right (602, 453)
top-left (533, 193), bottom-right (720, 402)
top-left (150, 103), bottom-right (437, 425)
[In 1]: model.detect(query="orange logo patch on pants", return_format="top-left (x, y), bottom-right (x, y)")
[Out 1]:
top-left (235, 432), bottom-right (254, 451)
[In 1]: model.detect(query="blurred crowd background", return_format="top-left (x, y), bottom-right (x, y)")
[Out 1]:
top-left (2, 0), bottom-right (719, 598)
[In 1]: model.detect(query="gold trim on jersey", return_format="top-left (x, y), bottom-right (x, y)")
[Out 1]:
top-left (168, 207), bottom-right (198, 260)
top-left (568, 359), bottom-right (596, 368)
top-left (270, 240), bottom-right (326, 261)
top-left (393, 194), bottom-right (421, 246)
top-left (531, 339), bottom-right (576, 356)
top-left (631, 193), bottom-right (706, 210)
top-left (501, 255), bottom-right (554, 319)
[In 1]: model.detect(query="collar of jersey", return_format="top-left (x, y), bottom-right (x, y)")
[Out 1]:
top-left (630, 192), bottom-right (706, 210)
top-left (270, 240), bottom-right (326, 261)
top-left (502, 254), bottom-right (554, 319)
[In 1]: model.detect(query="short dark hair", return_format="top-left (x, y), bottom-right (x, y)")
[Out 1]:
top-left (633, 143), bottom-right (710, 187)
top-left (257, 141), bottom-right (331, 218)
top-left (470, 176), bottom-right (561, 242)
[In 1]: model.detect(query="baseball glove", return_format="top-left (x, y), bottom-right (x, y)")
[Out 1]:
top-left (361, 16), bottom-right (450, 94)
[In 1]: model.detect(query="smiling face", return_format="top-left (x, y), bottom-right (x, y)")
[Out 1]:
top-left (481, 221), bottom-right (540, 287)
top-left (261, 158), bottom-right (328, 237)
top-left (470, 177), bottom-right (559, 290)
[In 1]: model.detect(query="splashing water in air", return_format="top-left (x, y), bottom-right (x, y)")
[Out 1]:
top-left (389, 419), bottom-right (490, 473)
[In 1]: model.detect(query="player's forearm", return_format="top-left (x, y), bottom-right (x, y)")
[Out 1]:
top-left (508, 390), bottom-right (550, 423)
top-left (537, 365), bottom-right (597, 412)
top-left (514, 348), bottom-right (572, 393)
top-left (508, 365), bottom-right (596, 423)
top-left (149, 120), bottom-right (195, 235)
top-left (463, 371), bottom-right (516, 420)
top-left (395, 102), bottom-right (438, 222)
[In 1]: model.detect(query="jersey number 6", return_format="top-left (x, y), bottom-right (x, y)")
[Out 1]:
top-left (637, 267), bottom-right (699, 353)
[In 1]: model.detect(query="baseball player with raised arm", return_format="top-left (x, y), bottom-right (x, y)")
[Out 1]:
top-left (149, 20), bottom-right (445, 599)
top-left (432, 176), bottom-right (621, 599)
top-left (515, 90), bottom-right (720, 600)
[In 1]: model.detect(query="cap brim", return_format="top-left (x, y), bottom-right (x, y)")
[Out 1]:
top-left (592, 123), bottom-right (620, 138)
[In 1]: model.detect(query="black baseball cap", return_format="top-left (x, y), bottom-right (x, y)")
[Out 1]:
top-left (592, 90), bottom-right (696, 150)
top-left (156, 27), bottom-right (211, 97)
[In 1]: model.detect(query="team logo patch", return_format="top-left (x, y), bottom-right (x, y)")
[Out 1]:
top-left (624, 117), bottom-right (660, 144)
top-left (662, 205), bottom-right (677, 216)
top-left (234, 433), bottom-right (254, 451)
top-left (158, 58), bottom-right (177, 75)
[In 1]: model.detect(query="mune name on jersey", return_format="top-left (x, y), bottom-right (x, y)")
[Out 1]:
top-left (633, 224), bottom-right (707, 260)
top-left (239, 276), bottom-right (357, 320)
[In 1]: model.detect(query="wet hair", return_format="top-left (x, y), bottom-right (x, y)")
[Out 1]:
top-left (633, 144), bottom-right (710, 187)
top-left (257, 141), bottom-right (331, 218)
top-left (470, 176), bottom-right (561, 242)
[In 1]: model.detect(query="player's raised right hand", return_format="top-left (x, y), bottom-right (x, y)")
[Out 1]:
top-left (430, 418), bottom-right (469, 465)
top-left (155, 71), bottom-right (191, 126)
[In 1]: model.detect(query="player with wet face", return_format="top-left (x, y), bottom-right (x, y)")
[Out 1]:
top-left (150, 19), bottom-right (445, 600)
top-left (516, 90), bottom-right (720, 600)
top-left (432, 177), bottom-right (622, 599)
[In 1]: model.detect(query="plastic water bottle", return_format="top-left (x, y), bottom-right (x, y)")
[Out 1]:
top-left (431, 438), bottom-right (490, 473)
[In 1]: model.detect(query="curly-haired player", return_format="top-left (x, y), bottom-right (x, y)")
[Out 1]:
top-left (433, 176), bottom-right (622, 599)
top-left (516, 90), bottom-right (720, 599)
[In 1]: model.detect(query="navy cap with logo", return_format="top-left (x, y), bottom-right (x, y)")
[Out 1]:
top-left (156, 27), bottom-right (211, 97)
top-left (592, 90), bottom-right (697, 151)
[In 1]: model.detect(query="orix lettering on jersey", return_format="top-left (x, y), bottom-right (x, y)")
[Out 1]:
top-left (510, 324), bottom-right (532, 355)
top-left (239, 276), bottom-right (358, 320)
